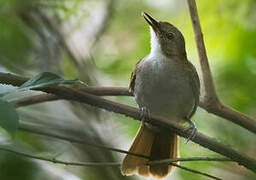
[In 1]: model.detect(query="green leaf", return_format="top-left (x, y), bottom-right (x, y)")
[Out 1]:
top-left (19, 72), bottom-right (65, 90)
top-left (0, 99), bottom-right (19, 137)
top-left (19, 72), bottom-right (87, 90)
top-left (1, 72), bottom-right (87, 100)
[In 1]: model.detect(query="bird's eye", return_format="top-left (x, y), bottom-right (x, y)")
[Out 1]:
top-left (166, 32), bottom-right (174, 40)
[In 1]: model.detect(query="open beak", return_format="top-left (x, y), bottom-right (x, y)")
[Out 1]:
top-left (142, 12), bottom-right (160, 34)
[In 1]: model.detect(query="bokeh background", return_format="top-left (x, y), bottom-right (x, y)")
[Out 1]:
top-left (0, 0), bottom-right (256, 179)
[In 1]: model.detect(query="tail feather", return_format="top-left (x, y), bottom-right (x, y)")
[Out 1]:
top-left (121, 123), bottom-right (178, 178)
top-left (121, 124), bottom-right (155, 176)
top-left (149, 131), bottom-right (174, 178)
top-left (168, 134), bottom-right (178, 173)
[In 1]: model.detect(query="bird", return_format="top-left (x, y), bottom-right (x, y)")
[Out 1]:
top-left (121, 12), bottom-right (200, 178)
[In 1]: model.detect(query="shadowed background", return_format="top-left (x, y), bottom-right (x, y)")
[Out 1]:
top-left (0, 0), bottom-right (256, 179)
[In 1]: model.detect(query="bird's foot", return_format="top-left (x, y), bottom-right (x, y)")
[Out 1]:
top-left (140, 107), bottom-right (151, 123)
top-left (184, 119), bottom-right (197, 144)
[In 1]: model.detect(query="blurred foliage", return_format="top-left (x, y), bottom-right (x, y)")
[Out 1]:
top-left (0, 99), bottom-right (19, 136)
top-left (0, 0), bottom-right (256, 179)
top-left (0, 151), bottom-right (40, 180)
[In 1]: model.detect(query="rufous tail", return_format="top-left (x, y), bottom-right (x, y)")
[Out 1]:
top-left (121, 123), bottom-right (178, 178)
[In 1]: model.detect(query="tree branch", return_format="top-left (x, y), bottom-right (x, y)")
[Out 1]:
top-left (186, 0), bottom-right (256, 134)
top-left (0, 145), bottom-right (223, 180)
top-left (171, 163), bottom-right (222, 180)
top-left (187, 0), bottom-right (218, 103)
top-left (11, 87), bottom-right (131, 108)
top-left (19, 121), bottom-right (231, 163)
top-left (0, 73), bottom-right (28, 86)
top-left (18, 122), bottom-right (227, 179)
top-left (148, 157), bottom-right (231, 165)
top-left (0, 72), bottom-right (256, 172)
top-left (12, 90), bottom-right (256, 140)
top-left (200, 102), bottom-right (256, 135)
top-left (19, 122), bottom-right (149, 159)
top-left (14, 92), bottom-right (256, 173)
top-left (11, 94), bottom-right (60, 107)
top-left (37, 87), bottom-right (256, 172)
top-left (0, 146), bottom-right (120, 166)
top-left (2, 72), bottom-right (256, 135)
top-left (10, 87), bottom-right (132, 108)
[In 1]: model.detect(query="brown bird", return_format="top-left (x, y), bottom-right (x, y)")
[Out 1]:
top-left (121, 12), bottom-right (200, 178)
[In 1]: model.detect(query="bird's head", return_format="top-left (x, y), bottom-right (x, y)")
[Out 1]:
top-left (142, 12), bottom-right (186, 58)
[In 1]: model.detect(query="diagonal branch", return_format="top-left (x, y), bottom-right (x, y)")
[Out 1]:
top-left (171, 163), bottom-right (222, 180)
top-left (35, 87), bottom-right (256, 173)
top-left (14, 88), bottom-right (256, 172)
top-left (0, 72), bottom-right (256, 172)
top-left (11, 94), bottom-right (59, 107)
top-left (2, 71), bottom-right (256, 135)
top-left (8, 83), bottom-right (256, 135)
top-left (186, 0), bottom-right (256, 134)
top-left (187, 0), bottom-right (218, 103)
top-left (10, 87), bottom-right (131, 107)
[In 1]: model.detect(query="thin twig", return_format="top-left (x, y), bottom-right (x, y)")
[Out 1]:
top-left (0, 146), bottom-right (222, 180)
top-left (19, 122), bottom-right (149, 159)
top-left (171, 163), bottom-right (222, 180)
top-left (0, 146), bottom-right (120, 166)
top-left (19, 121), bottom-right (231, 163)
top-left (148, 157), bottom-right (231, 165)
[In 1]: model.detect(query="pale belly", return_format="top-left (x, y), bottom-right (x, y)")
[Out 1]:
top-left (134, 58), bottom-right (195, 123)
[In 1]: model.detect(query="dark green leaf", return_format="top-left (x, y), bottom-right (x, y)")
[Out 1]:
top-left (19, 72), bottom-right (87, 90)
top-left (0, 99), bottom-right (19, 137)
top-left (1, 72), bottom-right (86, 100)
top-left (19, 72), bottom-right (64, 90)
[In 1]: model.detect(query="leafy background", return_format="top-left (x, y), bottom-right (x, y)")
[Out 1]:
top-left (0, 0), bottom-right (256, 179)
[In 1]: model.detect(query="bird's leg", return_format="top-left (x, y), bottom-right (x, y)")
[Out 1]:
top-left (140, 107), bottom-right (151, 124)
top-left (184, 118), bottom-right (197, 144)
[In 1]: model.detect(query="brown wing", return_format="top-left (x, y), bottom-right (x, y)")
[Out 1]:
top-left (129, 57), bottom-right (146, 94)
top-left (185, 61), bottom-right (200, 119)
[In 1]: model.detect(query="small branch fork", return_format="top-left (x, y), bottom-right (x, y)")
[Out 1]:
top-left (186, 0), bottom-right (256, 133)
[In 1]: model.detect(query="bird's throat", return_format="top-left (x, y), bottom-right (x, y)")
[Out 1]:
top-left (149, 27), bottom-right (165, 59)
